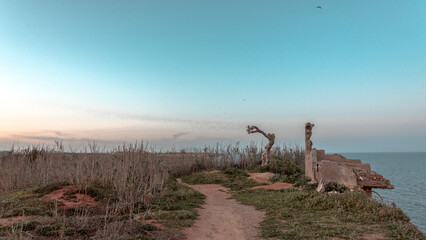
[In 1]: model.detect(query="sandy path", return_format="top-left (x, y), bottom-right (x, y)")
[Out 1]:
top-left (180, 181), bottom-right (265, 240)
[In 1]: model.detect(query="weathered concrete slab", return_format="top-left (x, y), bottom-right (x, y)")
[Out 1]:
top-left (304, 123), bottom-right (393, 192)
top-left (317, 161), bottom-right (358, 189)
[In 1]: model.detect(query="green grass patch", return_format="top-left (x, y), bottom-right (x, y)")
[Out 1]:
top-left (180, 172), bottom-right (229, 185)
top-left (155, 209), bottom-right (197, 220)
top-left (325, 182), bottom-right (349, 193)
top-left (34, 223), bottom-right (62, 237)
top-left (0, 198), bottom-right (55, 218)
top-left (22, 220), bottom-right (41, 231)
top-left (232, 188), bottom-right (425, 239)
top-left (33, 182), bottom-right (69, 197)
top-left (148, 178), bottom-right (205, 229)
top-left (140, 223), bottom-right (158, 231)
top-left (85, 184), bottom-right (118, 202)
top-left (267, 157), bottom-right (311, 186)
top-left (151, 178), bottom-right (205, 211)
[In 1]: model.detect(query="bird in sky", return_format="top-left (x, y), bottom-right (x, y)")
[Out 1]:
top-left (316, 6), bottom-right (322, 9)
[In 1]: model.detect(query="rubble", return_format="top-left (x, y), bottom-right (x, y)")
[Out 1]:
top-left (304, 122), bottom-right (394, 196)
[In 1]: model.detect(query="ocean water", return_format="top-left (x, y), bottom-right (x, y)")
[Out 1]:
top-left (342, 152), bottom-right (426, 233)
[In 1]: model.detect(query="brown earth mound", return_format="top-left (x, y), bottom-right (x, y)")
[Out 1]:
top-left (42, 186), bottom-right (98, 208)
top-left (248, 172), bottom-right (293, 190)
top-left (248, 172), bottom-right (275, 183)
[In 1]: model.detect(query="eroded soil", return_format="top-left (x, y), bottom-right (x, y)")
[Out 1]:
top-left (249, 172), bottom-right (293, 190)
top-left (180, 180), bottom-right (265, 240)
top-left (42, 186), bottom-right (98, 208)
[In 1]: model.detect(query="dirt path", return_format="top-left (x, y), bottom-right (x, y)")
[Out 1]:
top-left (179, 180), bottom-right (265, 240)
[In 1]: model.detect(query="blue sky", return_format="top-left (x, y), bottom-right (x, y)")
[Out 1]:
top-left (0, 0), bottom-right (425, 152)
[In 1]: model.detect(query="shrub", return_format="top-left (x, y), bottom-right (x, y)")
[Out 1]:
top-left (223, 168), bottom-right (249, 178)
top-left (22, 220), bottom-right (40, 231)
top-left (180, 172), bottom-right (228, 185)
top-left (34, 182), bottom-right (69, 196)
top-left (325, 182), bottom-right (349, 193)
top-left (35, 224), bottom-right (61, 236)
top-left (267, 156), bottom-right (310, 186)
top-left (140, 223), bottom-right (158, 231)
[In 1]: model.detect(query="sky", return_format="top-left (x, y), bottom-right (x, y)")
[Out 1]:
top-left (0, 0), bottom-right (425, 152)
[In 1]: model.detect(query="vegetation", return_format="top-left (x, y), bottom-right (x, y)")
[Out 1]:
top-left (180, 155), bottom-right (424, 239)
top-left (0, 178), bottom-right (204, 239)
top-left (149, 178), bottom-right (205, 229)
top-left (233, 188), bottom-right (425, 239)
top-left (267, 157), bottom-right (311, 187)
top-left (0, 142), bottom-right (274, 239)
top-left (181, 168), bottom-right (266, 191)
top-left (324, 182), bottom-right (349, 193)
top-left (0, 143), bottom-right (423, 239)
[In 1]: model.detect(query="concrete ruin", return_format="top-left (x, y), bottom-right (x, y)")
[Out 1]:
top-left (304, 122), bottom-right (394, 196)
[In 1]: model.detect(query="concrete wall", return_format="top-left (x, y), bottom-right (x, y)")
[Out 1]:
top-left (325, 154), bottom-right (362, 164)
top-left (305, 150), bottom-right (315, 182)
top-left (316, 150), bottom-right (325, 161)
top-left (304, 122), bottom-right (392, 191)
top-left (316, 161), bottom-right (359, 189)
top-left (305, 148), bottom-right (370, 186)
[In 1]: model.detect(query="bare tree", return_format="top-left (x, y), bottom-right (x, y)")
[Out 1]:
top-left (247, 125), bottom-right (275, 166)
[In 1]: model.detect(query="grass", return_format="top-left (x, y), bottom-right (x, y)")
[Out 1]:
top-left (148, 178), bottom-right (205, 229)
top-left (0, 190), bottom-right (56, 218)
top-left (266, 157), bottom-right (311, 187)
top-left (0, 177), bottom-right (204, 239)
top-left (232, 188), bottom-right (425, 239)
top-left (1, 142), bottom-right (268, 239)
top-left (1, 143), bottom-right (424, 239)
top-left (181, 156), bottom-right (425, 239)
top-left (181, 167), bottom-right (266, 191)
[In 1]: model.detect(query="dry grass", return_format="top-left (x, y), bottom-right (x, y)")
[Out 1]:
top-left (0, 142), bottom-right (303, 203)
top-left (0, 143), bottom-right (424, 239)
top-left (0, 143), bottom-right (168, 209)
top-left (0, 142), bottom-right (304, 239)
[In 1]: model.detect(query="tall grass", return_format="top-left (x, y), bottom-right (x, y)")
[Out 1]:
top-left (0, 142), bottom-right (304, 206)
top-left (164, 142), bottom-right (304, 177)
top-left (0, 143), bottom-right (168, 208)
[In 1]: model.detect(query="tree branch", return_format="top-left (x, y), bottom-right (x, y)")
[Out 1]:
top-left (247, 125), bottom-right (270, 140)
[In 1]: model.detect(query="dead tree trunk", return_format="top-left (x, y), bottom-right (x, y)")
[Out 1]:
top-left (247, 125), bottom-right (275, 166)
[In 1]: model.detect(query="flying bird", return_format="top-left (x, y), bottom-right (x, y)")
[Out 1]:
top-left (316, 6), bottom-right (322, 9)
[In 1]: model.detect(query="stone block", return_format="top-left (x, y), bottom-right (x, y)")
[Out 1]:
top-left (317, 161), bottom-right (358, 189)
top-left (316, 150), bottom-right (326, 161)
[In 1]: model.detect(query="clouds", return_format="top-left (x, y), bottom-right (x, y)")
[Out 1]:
top-left (172, 132), bottom-right (189, 139)
top-left (95, 110), bottom-right (244, 131)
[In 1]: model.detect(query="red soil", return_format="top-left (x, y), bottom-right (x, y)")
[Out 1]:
top-left (249, 172), bottom-right (293, 190)
top-left (42, 186), bottom-right (98, 208)
top-left (248, 172), bottom-right (275, 183)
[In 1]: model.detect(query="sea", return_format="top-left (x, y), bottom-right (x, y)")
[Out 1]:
top-left (342, 152), bottom-right (426, 233)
